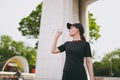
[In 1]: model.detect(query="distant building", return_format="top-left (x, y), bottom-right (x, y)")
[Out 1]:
top-left (0, 56), bottom-right (29, 73)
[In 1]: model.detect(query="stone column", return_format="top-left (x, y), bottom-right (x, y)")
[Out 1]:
top-left (35, 0), bottom-right (96, 80)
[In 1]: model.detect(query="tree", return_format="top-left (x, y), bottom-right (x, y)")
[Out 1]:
top-left (93, 49), bottom-right (120, 77)
top-left (93, 61), bottom-right (110, 76)
top-left (0, 35), bottom-right (37, 71)
top-left (102, 49), bottom-right (120, 77)
top-left (18, 3), bottom-right (42, 39)
top-left (18, 3), bottom-right (101, 46)
top-left (89, 12), bottom-right (101, 43)
top-left (0, 35), bottom-right (16, 61)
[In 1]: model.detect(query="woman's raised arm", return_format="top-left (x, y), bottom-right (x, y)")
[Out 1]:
top-left (51, 31), bottom-right (62, 54)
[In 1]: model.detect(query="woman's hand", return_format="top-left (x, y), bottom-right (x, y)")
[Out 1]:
top-left (55, 30), bottom-right (62, 39)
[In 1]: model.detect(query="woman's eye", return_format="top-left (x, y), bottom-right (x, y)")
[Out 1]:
top-left (70, 27), bottom-right (73, 29)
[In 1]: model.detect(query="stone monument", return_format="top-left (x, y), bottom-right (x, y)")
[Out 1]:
top-left (35, 0), bottom-right (96, 80)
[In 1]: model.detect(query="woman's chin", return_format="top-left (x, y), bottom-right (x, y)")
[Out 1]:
top-left (69, 34), bottom-right (74, 37)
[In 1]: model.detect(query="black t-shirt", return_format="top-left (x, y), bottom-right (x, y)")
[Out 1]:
top-left (58, 40), bottom-right (92, 72)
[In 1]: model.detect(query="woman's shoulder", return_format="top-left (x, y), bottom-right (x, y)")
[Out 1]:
top-left (83, 41), bottom-right (91, 48)
top-left (78, 41), bottom-right (90, 47)
top-left (83, 41), bottom-right (90, 45)
top-left (64, 40), bottom-right (90, 44)
top-left (84, 41), bottom-right (90, 44)
top-left (64, 40), bottom-right (88, 43)
top-left (64, 41), bottom-right (71, 44)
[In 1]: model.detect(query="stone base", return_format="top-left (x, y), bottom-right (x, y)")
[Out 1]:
top-left (94, 77), bottom-right (120, 80)
top-left (95, 77), bottom-right (104, 80)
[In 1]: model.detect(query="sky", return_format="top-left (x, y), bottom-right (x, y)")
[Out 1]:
top-left (0, 0), bottom-right (42, 47)
top-left (88, 0), bottom-right (120, 60)
top-left (0, 0), bottom-right (120, 61)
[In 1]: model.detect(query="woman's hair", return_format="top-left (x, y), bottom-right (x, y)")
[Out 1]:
top-left (80, 34), bottom-right (86, 41)
top-left (67, 23), bottom-right (86, 41)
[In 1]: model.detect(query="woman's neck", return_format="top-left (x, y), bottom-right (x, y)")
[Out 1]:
top-left (72, 35), bottom-right (81, 41)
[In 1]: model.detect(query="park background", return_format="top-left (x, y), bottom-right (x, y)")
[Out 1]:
top-left (0, 0), bottom-right (120, 77)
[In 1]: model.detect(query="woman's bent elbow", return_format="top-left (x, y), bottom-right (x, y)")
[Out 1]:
top-left (51, 49), bottom-right (60, 54)
top-left (51, 50), bottom-right (55, 54)
top-left (51, 50), bottom-right (59, 54)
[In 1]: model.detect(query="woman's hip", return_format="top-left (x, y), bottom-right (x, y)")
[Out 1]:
top-left (62, 71), bottom-right (87, 80)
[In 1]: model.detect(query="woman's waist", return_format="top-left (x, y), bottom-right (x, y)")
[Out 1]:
top-left (63, 63), bottom-right (85, 71)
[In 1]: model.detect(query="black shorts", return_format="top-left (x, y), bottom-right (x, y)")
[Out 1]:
top-left (62, 71), bottom-right (87, 80)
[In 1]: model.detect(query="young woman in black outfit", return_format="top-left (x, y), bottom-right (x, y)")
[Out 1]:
top-left (51, 23), bottom-right (94, 80)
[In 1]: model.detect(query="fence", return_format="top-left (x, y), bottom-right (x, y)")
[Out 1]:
top-left (0, 72), bottom-right (120, 80)
top-left (0, 72), bottom-right (35, 80)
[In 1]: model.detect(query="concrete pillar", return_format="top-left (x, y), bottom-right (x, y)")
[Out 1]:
top-left (79, 0), bottom-right (96, 79)
top-left (35, 0), bottom-right (96, 80)
top-left (79, 0), bottom-right (96, 41)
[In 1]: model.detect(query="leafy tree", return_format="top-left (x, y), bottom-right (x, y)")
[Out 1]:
top-left (18, 3), bottom-right (42, 39)
top-left (0, 35), bottom-right (37, 71)
top-left (93, 49), bottom-right (120, 77)
top-left (18, 3), bottom-right (101, 46)
top-left (0, 35), bottom-right (17, 61)
top-left (102, 49), bottom-right (120, 77)
top-left (93, 61), bottom-right (110, 76)
top-left (89, 12), bottom-right (101, 43)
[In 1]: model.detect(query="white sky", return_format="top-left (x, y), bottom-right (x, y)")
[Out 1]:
top-left (0, 0), bottom-right (120, 61)
top-left (0, 0), bottom-right (42, 47)
top-left (88, 0), bottom-right (120, 60)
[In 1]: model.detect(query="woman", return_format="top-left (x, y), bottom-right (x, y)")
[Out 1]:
top-left (51, 23), bottom-right (94, 80)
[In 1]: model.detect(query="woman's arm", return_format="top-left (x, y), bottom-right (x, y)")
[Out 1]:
top-left (86, 57), bottom-right (94, 80)
top-left (51, 31), bottom-right (62, 54)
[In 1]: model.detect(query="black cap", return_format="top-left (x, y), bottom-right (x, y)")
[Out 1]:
top-left (67, 23), bottom-right (84, 35)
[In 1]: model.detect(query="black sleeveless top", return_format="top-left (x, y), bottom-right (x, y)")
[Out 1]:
top-left (58, 40), bottom-right (92, 72)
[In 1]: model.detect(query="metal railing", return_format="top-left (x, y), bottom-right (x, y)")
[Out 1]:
top-left (0, 75), bottom-right (35, 80)
top-left (0, 72), bottom-right (35, 80)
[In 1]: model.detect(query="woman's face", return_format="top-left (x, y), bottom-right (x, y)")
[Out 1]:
top-left (69, 26), bottom-right (80, 37)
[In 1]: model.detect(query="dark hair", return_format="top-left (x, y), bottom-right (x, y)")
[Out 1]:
top-left (80, 34), bottom-right (86, 41)
top-left (67, 23), bottom-right (86, 41)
